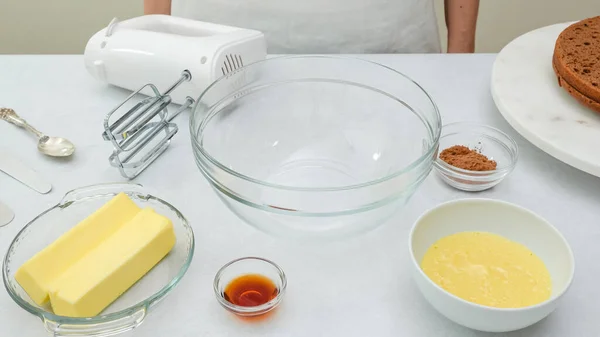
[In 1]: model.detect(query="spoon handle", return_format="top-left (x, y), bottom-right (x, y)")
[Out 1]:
top-left (0, 108), bottom-right (44, 138)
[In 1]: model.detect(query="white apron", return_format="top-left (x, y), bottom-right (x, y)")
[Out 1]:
top-left (172, 0), bottom-right (441, 54)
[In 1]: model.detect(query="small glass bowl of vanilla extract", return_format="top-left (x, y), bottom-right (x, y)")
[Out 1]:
top-left (214, 257), bottom-right (287, 317)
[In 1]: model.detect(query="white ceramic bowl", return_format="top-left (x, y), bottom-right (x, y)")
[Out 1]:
top-left (409, 199), bottom-right (574, 332)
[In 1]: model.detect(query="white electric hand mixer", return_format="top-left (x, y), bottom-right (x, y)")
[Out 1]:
top-left (84, 15), bottom-right (266, 179)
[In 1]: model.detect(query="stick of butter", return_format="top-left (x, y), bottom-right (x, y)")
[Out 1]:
top-left (49, 208), bottom-right (176, 317)
top-left (15, 193), bottom-right (141, 305)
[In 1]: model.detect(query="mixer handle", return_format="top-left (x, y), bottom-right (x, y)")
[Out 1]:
top-left (103, 15), bottom-right (244, 38)
top-left (105, 17), bottom-right (119, 37)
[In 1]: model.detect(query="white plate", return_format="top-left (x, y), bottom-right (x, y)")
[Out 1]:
top-left (491, 22), bottom-right (600, 177)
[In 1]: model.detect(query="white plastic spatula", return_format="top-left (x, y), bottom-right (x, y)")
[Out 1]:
top-left (0, 200), bottom-right (14, 227)
top-left (0, 151), bottom-right (52, 194)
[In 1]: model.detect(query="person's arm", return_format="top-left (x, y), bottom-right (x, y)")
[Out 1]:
top-left (444, 0), bottom-right (479, 53)
top-left (144, 0), bottom-right (172, 15)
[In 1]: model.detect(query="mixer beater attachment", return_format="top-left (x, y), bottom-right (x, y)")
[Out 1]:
top-left (102, 70), bottom-right (195, 179)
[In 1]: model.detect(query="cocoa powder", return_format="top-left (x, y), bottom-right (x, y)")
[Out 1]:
top-left (439, 145), bottom-right (497, 171)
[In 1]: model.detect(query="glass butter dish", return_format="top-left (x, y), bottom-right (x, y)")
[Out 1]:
top-left (2, 183), bottom-right (195, 337)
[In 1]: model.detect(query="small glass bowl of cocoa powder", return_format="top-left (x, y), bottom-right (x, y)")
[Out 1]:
top-left (433, 122), bottom-right (518, 191)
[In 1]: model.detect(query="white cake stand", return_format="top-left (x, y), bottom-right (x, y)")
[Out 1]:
top-left (491, 22), bottom-right (600, 178)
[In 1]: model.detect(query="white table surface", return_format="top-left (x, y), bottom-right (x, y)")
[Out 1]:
top-left (0, 54), bottom-right (599, 337)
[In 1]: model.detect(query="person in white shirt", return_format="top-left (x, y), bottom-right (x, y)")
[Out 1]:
top-left (144, 0), bottom-right (479, 54)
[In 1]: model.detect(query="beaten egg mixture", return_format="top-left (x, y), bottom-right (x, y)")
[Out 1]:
top-left (421, 231), bottom-right (551, 308)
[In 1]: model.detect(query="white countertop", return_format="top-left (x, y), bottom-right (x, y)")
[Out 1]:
top-left (0, 54), bottom-right (599, 337)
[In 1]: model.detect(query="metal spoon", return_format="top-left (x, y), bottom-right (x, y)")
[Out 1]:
top-left (0, 108), bottom-right (75, 157)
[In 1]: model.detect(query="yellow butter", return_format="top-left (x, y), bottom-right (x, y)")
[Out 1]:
top-left (49, 208), bottom-right (176, 317)
top-left (15, 193), bottom-right (141, 305)
top-left (421, 231), bottom-right (552, 308)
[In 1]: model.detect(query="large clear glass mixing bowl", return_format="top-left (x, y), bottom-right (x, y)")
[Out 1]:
top-left (190, 56), bottom-right (441, 239)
